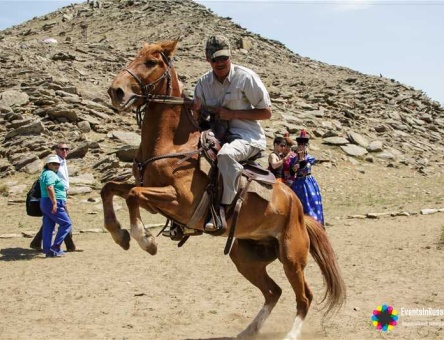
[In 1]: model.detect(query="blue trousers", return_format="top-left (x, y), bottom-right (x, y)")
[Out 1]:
top-left (40, 198), bottom-right (72, 254)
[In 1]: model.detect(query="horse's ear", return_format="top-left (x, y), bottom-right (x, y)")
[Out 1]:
top-left (161, 40), bottom-right (179, 58)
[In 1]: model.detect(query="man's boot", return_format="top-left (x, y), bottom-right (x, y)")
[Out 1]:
top-left (30, 227), bottom-right (43, 250)
top-left (64, 231), bottom-right (76, 252)
top-left (204, 205), bottom-right (227, 233)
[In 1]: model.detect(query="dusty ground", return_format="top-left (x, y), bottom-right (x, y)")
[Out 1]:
top-left (1, 162), bottom-right (443, 340)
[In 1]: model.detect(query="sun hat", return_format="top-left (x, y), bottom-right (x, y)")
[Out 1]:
top-left (205, 35), bottom-right (231, 60)
top-left (45, 155), bottom-right (61, 165)
top-left (296, 129), bottom-right (310, 143)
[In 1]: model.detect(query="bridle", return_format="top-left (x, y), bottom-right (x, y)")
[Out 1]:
top-left (125, 52), bottom-right (172, 99)
top-left (122, 51), bottom-right (201, 186)
top-left (123, 52), bottom-right (197, 128)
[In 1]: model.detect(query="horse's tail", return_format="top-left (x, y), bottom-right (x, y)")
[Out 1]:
top-left (305, 216), bottom-right (346, 315)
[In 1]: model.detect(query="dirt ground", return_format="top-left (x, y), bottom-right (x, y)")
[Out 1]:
top-left (1, 162), bottom-right (443, 340)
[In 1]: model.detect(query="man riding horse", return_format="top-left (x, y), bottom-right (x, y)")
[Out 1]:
top-left (193, 35), bottom-right (272, 232)
top-left (104, 38), bottom-right (345, 340)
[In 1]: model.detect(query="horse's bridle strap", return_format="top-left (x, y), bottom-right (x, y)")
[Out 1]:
top-left (134, 149), bottom-right (200, 186)
top-left (124, 52), bottom-right (172, 99)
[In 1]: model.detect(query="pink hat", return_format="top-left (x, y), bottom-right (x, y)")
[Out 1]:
top-left (296, 129), bottom-right (309, 143)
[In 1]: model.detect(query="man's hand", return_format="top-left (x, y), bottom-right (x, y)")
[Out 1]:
top-left (297, 150), bottom-right (307, 160)
top-left (284, 151), bottom-right (295, 160)
top-left (191, 98), bottom-right (202, 112)
top-left (216, 107), bottom-right (232, 120)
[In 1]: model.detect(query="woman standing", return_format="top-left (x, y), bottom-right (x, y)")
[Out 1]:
top-left (40, 155), bottom-right (72, 257)
top-left (289, 130), bottom-right (325, 226)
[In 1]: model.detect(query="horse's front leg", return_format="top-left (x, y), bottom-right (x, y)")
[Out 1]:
top-left (100, 182), bottom-right (136, 250)
top-left (126, 185), bottom-right (179, 255)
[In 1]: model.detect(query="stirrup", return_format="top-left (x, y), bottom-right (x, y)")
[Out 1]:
top-left (161, 228), bottom-right (173, 237)
top-left (162, 224), bottom-right (184, 241)
top-left (162, 225), bottom-right (202, 239)
top-left (204, 206), bottom-right (227, 234)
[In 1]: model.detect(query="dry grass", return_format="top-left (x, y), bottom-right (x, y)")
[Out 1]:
top-left (0, 184), bottom-right (9, 197)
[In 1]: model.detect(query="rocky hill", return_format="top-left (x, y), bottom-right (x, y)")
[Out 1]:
top-left (1, 0), bottom-right (443, 184)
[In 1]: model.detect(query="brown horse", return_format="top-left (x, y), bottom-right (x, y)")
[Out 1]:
top-left (103, 40), bottom-right (346, 339)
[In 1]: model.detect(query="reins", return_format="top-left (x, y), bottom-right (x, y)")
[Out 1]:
top-left (134, 149), bottom-right (200, 186)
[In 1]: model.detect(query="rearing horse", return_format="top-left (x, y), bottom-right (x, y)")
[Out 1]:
top-left (103, 40), bottom-right (346, 339)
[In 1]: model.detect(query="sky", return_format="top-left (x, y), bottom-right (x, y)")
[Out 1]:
top-left (0, 0), bottom-right (443, 105)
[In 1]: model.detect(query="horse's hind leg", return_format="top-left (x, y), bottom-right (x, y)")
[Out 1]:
top-left (100, 182), bottom-right (135, 250)
top-left (280, 225), bottom-right (312, 340)
top-left (229, 238), bottom-right (281, 338)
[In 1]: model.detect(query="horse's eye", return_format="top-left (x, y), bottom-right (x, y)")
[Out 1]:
top-left (145, 60), bottom-right (157, 67)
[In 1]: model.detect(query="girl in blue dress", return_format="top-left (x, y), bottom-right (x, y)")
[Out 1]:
top-left (289, 130), bottom-right (325, 226)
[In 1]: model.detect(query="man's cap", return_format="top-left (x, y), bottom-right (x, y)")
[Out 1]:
top-left (205, 35), bottom-right (231, 60)
top-left (45, 155), bottom-right (61, 165)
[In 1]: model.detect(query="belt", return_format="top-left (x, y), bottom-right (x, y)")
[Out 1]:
top-left (296, 173), bottom-right (311, 178)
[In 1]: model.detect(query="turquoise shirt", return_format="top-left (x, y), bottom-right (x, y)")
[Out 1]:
top-left (40, 169), bottom-right (67, 200)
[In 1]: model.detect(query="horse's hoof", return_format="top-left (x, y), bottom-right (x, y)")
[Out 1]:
top-left (146, 243), bottom-right (157, 255)
top-left (142, 235), bottom-right (157, 255)
top-left (119, 229), bottom-right (131, 250)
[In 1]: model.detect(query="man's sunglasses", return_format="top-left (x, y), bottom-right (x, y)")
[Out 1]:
top-left (211, 56), bottom-right (229, 63)
top-left (58, 148), bottom-right (70, 151)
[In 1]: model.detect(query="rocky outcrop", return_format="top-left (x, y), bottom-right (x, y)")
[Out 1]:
top-left (0, 0), bottom-right (443, 183)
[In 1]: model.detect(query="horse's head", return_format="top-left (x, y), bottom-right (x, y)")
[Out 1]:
top-left (108, 40), bottom-right (179, 111)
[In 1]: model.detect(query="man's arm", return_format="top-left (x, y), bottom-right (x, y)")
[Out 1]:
top-left (216, 107), bottom-right (271, 121)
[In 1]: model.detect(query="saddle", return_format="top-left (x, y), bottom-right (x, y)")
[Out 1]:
top-left (161, 129), bottom-right (276, 252)
top-left (200, 130), bottom-right (275, 184)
